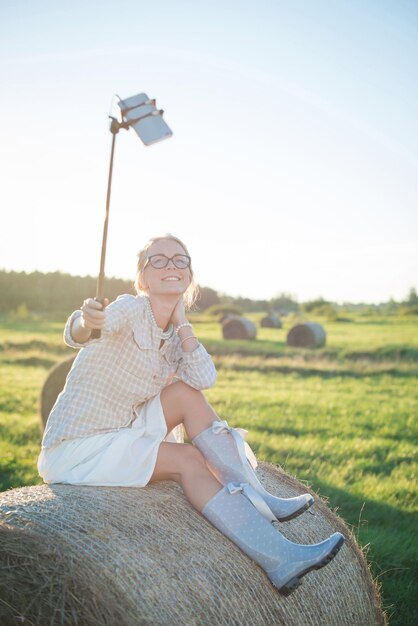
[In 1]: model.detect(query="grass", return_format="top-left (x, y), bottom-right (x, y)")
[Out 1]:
top-left (1, 311), bottom-right (417, 624)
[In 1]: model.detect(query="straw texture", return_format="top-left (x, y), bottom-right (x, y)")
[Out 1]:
top-left (0, 463), bottom-right (384, 626)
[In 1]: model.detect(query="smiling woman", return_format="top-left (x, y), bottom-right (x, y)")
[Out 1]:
top-left (135, 234), bottom-right (199, 310)
top-left (37, 233), bottom-right (345, 596)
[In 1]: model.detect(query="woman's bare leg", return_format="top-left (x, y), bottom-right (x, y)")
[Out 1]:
top-left (160, 381), bottom-right (219, 440)
top-left (149, 441), bottom-right (222, 512)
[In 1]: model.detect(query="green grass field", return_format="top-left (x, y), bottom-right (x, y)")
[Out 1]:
top-left (1, 312), bottom-right (417, 624)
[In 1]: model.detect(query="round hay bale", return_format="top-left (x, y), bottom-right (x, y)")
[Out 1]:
top-left (222, 317), bottom-right (257, 340)
top-left (0, 464), bottom-right (384, 626)
top-left (287, 323), bottom-right (326, 348)
top-left (260, 314), bottom-right (282, 329)
top-left (40, 356), bottom-right (76, 427)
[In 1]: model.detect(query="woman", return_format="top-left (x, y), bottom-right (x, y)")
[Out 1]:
top-left (39, 233), bottom-right (344, 594)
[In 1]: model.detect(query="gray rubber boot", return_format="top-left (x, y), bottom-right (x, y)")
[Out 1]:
top-left (193, 420), bottom-right (314, 521)
top-left (203, 483), bottom-right (344, 594)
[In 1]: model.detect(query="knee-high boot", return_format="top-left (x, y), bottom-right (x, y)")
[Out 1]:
top-left (193, 420), bottom-right (314, 521)
top-left (202, 482), bottom-right (344, 594)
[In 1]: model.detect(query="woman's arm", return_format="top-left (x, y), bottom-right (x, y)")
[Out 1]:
top-left (175, 344), bottom-right (217, 389)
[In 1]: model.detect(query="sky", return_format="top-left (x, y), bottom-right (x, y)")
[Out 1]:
top-left (0, 0), bottom-right (417, 304)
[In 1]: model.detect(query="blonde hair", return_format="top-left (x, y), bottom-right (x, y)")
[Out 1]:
top-left (134, 234), bottom-right (199, 309)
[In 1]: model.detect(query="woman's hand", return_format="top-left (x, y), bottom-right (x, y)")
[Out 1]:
top-left (170, 296), bottom-right (188, 327)
top-left (170, 297), bottom-right (199, 352)
top-left (70, 298), bottom-right (109, 344)
top-left (80, 298), bottom-right (109, 330)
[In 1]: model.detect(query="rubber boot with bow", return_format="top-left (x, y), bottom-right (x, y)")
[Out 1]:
top-left (203, 482), bottom-right (344, 593)
top-left (194, 420), bottom-right (314, 522)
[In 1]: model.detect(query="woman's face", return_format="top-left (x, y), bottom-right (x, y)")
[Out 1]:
top-left (143, 239), bottom-right (192, 298)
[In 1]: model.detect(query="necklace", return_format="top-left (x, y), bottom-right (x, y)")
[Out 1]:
top-left (145, 297), bottom-right (174, 340)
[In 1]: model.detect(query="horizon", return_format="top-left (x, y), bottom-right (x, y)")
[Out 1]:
top-left (0, 266), bottom-right (414, 307)
top-left (1, 1), bottom-right (417, 304)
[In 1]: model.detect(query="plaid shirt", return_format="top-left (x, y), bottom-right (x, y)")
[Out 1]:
top-left (42, 294), bottom-right (217, 449)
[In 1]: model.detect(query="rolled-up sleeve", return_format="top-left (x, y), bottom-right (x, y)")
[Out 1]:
top-left (176, 344), bottom-right (217, 390)
top-left (64, 310), bottom-right (87, 349)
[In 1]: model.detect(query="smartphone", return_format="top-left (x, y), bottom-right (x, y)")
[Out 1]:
top-left (117, 93), bottom-right (173, 145)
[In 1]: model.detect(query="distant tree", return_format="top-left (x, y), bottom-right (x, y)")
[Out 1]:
top-left (302, 297), bottom-right (337, 320)
top-left (269, 293), bottom-right (299, 315)
top-left (231, 296), bottom-right (269, 312)
top-left (406, 287), bottom-right (418, 305)
top-left (205, 303), bottom-right (243, 319)
top-left (383, 298), bottom-right (399, 315)
top-left (303, 297), bottom-right (331, 312)
top-left (196, 286), bottom-right (220, 310)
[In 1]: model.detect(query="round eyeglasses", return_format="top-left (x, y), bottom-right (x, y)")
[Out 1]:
top-left (146, 254), bottom-right (191, 270)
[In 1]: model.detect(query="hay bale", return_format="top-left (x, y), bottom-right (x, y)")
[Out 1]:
top-left (40, 357), bottom-right (76, 427)
top-left (260, 313), bottom-right (282, 329)
top-left (222, 317), bottom-right (257, 340)
top-left (0, 464), bottom-right (384, 626)
top-left (287, 322), bottom-right (326, 348)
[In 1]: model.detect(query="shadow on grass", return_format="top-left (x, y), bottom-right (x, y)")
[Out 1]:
top-left (301, 478), bottom-right (418, 626)
top-left (0, 460), bottom-right (43, 492)
top-left (206, 339), bottom-right (418, 362)
top-left (0, 318), bottom-right (66, 334)
top-left (0, 339), bottom-right (70, 354)
top-left (215, 361), bottom-right (418, 379)
top-left (252, 435), bottom-right (417, 474)
top-left (1, 357), bottom-right (58, 368)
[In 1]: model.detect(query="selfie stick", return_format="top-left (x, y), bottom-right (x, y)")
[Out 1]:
top-left (91, 93), bottom-right (173, 339)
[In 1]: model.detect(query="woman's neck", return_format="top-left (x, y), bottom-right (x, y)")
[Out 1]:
top-left (147, 295), bottom-right (176, 330)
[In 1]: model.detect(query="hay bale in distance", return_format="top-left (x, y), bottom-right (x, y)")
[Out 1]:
top-left (0, 463), bottom-right (384, 626)
top-left (260, 313), bottom-right (282, 329)
top-left (287, 322), bottom-right (326, 348)
top-left (40, 356), bottom-right (76, 427)
top-left (222, 316), bottom-right (257, 340)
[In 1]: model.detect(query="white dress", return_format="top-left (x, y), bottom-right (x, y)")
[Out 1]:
top-left (38, 394), bottom-right (181, 487)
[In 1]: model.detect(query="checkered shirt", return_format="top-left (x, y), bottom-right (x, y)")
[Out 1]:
top-left (42, 294), bottom-right (217, 449)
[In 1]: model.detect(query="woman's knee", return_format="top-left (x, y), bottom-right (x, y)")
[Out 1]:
top-left (168, 381), bottom-right (204, 405)
top-left (175, 444), bottom-right (210, 484)
top-left (160, 382), bottom-right (206, 430)
top-left (151, 443), bottom-right (207, 484)
top-left (179, 444), bottom-right (207, 473)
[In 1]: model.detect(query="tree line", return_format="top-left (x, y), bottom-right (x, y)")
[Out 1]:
top-left (0, 269), bottom-right (300, 315)
top-left (0, 270), bottom-right (134, 315)
top-left (0, 269), bottom-right (417, 316)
